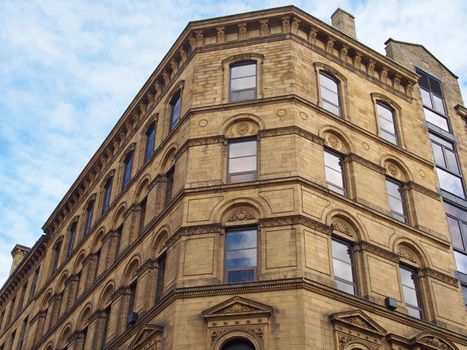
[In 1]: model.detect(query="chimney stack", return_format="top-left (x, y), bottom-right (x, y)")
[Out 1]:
top-left (10, 244), bottom-right (30, 275)
top-left (331, 8), bottom-right (357, 39)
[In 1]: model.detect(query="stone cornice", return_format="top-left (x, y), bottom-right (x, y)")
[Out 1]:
top-left (419, 267), bottom-right (458, 287)
top-left (356, 241), bottom-right (400, 262)
top-left (259, 215), bottom-right (333, 234)
top-left (346, 153), bottom-right (387, 174)
top-left (406, 181), bottom-right (442, 201)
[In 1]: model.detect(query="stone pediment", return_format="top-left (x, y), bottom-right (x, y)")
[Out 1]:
top-left (202, 296), bottom-right (272, 321)
top-left (129, 324), bottom-right (163, 350)
top-left (413, 333), bottom-right (458, 350)
top-left (329, 310), bottom-right (387, 337)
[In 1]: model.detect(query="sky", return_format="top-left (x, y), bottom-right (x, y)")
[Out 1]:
top-left (0, 0), bottom-right (466, 286)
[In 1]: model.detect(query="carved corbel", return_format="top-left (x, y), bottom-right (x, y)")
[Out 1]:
top-left (238, 23), bottom-right (247, 40)
top-left (260, 20), bottom-right (269, 36)
top-left (216, 26), bottom-right (225, 43)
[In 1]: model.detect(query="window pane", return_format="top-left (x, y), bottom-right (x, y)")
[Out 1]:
top-left (322, 100), bottom-right (340, 116)
top-left (444, 203), bottom-right (467, 221)
top-left (333, 259), bottom-right (352, 280)
top-left (420, 88), bottom-right (432, 108)
top-left (320, 73), bottom-right (338, 93)
top-left (431, 143), bottom-right (446, 167)
top-left (447, 216), bottom-right (465, 251)
top-left (388, 196), bottom-right (404, 215)
top-left (332, 240), bottom-right (351, 263)
top-left (231, 76), bottom-right (256, 91)
top-left (432, 95), bottom-right (445, 115)
top-left (381, 131), bottom-right (397, 144)
top-left (429, 77), bottom-right (443, 96)
top-left (231, 63), bottom-right (255, 79)
top-left (335, 279), bottom-right (355, 294)
top-left (324, 151), bottom-right (340, 169)
top-left (229, 156), bottom-right (256, 173)
top-left (226, 249), bottom-right (257, 268)
top-left (454, 251), bottom-right (467, 274)
top-left (462, 285), bottom-right (467, 306)
top-left (424, 108), bottom-right (449, 131)
top-left (407, 306), bottom-right (422, 319)
top-left (402, 286), bottom-right (419, 306)
top-left (226, 229), bottom-right (257, 250)
top-left (227, 269), bottom-right (255, 283)
top-left (229, 172), bottom-right (256, 183)
top-left (321, 88), bottom-right (339, 105)
top-left (400, 267), bottom-right (415, 287)
top-left (445, 149), bottom-right (459, 173)
top-left (231, 89), bottom-right (256, 101)
top-left (436, 168), bottom-right (465, 198)
top-left (325, 168), bottom-right (344, 188)
top-left (229, 141), bottom-right (256, 158)
top-left (145, 126), bottom-right (155, 160)
top-left (171, 94), bottom-right (181, 129)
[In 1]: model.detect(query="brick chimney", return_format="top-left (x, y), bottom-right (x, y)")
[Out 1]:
top-left (10, 244), bottom-right (30, 275)
top-left (331, 8), bottom-right (357, 39)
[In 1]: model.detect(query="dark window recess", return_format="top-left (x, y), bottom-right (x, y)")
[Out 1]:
top-left (155, 253), bottom-right (166, 301)
top-left (139, 197), bottom-right (147, 235)
top-left (66, 222), bottom-right (77, 257)
top-left (225, 228), bottom-right (257, 283)
top-left (144, 123), bottom-right (156, 162)
top-left (221, 339), bottom-right (256, 350)
top-left (377, 102), bottom-right (398, 144)
top-left (430, 133), bottom-right (465, 198)
top-left (127, 281), bottom-right (137, 328)
top-left (332, 239), bottom-right (356, 295)
top-left (230, 61), bottom-right (257, 102)
top-left (101, 306), bottom-right (111, 350)
top-left (386, 178), bottom-right (407, 223)
top-left (228, 139), bottom-right (257, 183)
top-left (165, 167), bottom-right (175, 207)
top-left (417, 68), bottom-right (449, 131)
top-left (102, 177), bottom-right (113, 214)
top-left (320, 72), bottom-right (341, 116)
top-left (51, 241), bottom-right (62, 274)
top-left (122, 152), bottom-right (134, 191)
top-left (170, 91), bottom-right (181, 131)
top-left (18, 316), bottom-right (28, 350)
top-left (324, 150), bottom-right (346, 196)
top-left (445, 202), bottom-right (467, 275)
top-left (84, 200), bottom-right (94, 236)
top-left (29, 268), bottom-right (40, 302)
top-left (400, 266), bottom-right (423, 319)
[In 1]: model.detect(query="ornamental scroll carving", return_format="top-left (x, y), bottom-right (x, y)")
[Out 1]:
top-left (227, 210), bottom-right (256, 222)
top-left (398, 249), bottom-right (417, 263)
top-left (418, 336), bottom-right (454, 350)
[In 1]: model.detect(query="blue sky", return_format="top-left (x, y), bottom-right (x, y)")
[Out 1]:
top-left (0, 0), bottom-right (466, 286)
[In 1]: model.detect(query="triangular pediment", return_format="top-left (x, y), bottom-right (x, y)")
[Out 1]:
top-left (129, 324), bottom-right (163, 349)
top-left (202, 296), bottom-right (272, 320)
top-left (329, 310), bottom-right (386, 337)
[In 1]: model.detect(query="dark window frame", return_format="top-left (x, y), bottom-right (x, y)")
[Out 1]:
top-left (122, 151), bottom-right (134, 191)
top-left (444, 202), bottom-right (467, 277)
top-left (376, 102), bottom-right (399, 145)
top-left (83, 200), bottom-right (94, 237)
top-left (224, 226), bottom-right (258, 284)
top-left (230, 60), bottom-right (257, 102)
top-left (165, 167), bottom-right (175, 207)
top-left (399, 265), bottom-right (424, 319)
top-left (227, 138), bottom-right (258, 184)
top-left (386, 177), bottom-right (408, 223)
top-left (169, 91), bottom-right (181, 131)
top-left (66, 221), bottom-right (78, 258)
top-left (324, 149), bottom-right (346, 196)
top-left (51, 240), bottom-right (62, 275)
top-left (155, 252), bottom-right (166, 302)
top-left (331, 237), bottom-right (357, 295)
top-left (144, 123), bottom-right (156, 162)
top-left (102, 177), bottom-right (113, 214)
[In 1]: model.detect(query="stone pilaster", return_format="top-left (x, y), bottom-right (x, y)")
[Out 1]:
top-left (135, 259), bottom-right (157, 314)
top-left (60, 274), bottom-right (80, 316)
top-left (119, 205), bottom-right (141, 254)
top-left (107, 286), bottom-right (131, 341)
top-left (97, 231), bottom-right (119, 275)
top-left (68, 330), bottom-right (86, 350)
top-left (78, 253), bottom-right (98, 296)
top-left (85, 310), bottom-right (108, 350)
top-left (30, 310), bottom-right (47, 347)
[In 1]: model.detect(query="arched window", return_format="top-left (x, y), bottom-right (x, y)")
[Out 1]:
top-left (221, 338), bottom-right (255, 350)
top-left (230, 61), bottom-right (257, 102)
top-left (399, 265), bottom-right (423, 319)
top-left (169, 91), bottom-right (181, 131)
top-left (66, 222), bottom-right (77, 257)
top-left (376, 102), bottom-right (398, 145)
top-left (83, 200), bottom-right (94, 236)
top-left (102, 177), bottom-right (113, 214)
top-left (122, 151), bottom-right (134, 191)
top-left (320, 72), bottom-right (341, 116)
top-left (331, 238), bottom-right (356, 295)
top-left (144, 123), bottom-right (156, 162)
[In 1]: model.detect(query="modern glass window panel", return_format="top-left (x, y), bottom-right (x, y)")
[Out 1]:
top-left (431, 143), bottom-right (446, 167)
top-left (229, 141), bottom-right (256, 158)
top-left (229, 156), bottom-right (257, 173)
top-left (335, 279), bottom-right (355, 294)
top-left (226, 249), bottom-right (257, 268)
top-left (420, 88), bottom-right (432, 108)
top-left (227, 270), bottom-right (255, 283)
top-left (445, 203), bottom-right (467, 221)
top-left (432, 95), bottom-right (445, 115)
top-left (424, 108), bottom-right (449, 131)
top-left (445, 150), bottom-right (459, 173)
top-left (333, 259), bottom-right (353, 280)
top-left (402, 286), bottom-right (419, 306)
top-left (447, 217), bottom-right (465, 250)
top-left (407, 306), bottom-right (422, 319)
top-left (231, 90), bottom-right (256, 101)
top-left (231, 63), bottom-right (256, 79)
top-left (322, 100), bottom-right (340, 116)
top-left (320, 74), bottom-right (339, 93)
top-left (231, 76), bottom-right (256, 91)
top-left (454, 251), bottom-right (467, 274)
top-left (332, 240), bottom-right (351, 263)
top-left (226, 230), bottom-right (257, 250)
top-left (229, 173), bottom-right (256, 183)
top-left (436, 168), bottom-right (465, 198)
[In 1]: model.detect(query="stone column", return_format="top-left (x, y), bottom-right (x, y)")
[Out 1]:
top-left (107, 286), bottom-right (131, 341)
top-left (78, 253), bottom-right (98, 296)
top-left (118, 205), bottom-right (141, 254)
top-left (30, 310), bottom-right (46, 348)
top-left (85, 310), bottom-right (108, 350)
top-left (97, 231), bottom-right (120, 275)
top-left (44, 293), bottom-right (62, 330)
top-left (135, 259), bottom-right (157, 315)
top-left (68, 330), bottom-right (86, 350)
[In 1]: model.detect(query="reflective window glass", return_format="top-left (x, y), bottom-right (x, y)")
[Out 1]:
top-left (170, 92), bottom-right (181, 130)
top-left (332, 239), bottom-right (355, 295)
top-left (145, 124), bottom-right (156, 161)
top-left (324, 150), bottom-right (345, 195)
top-left (400, 266), bottom-right (423, 319)
top-left (122, 152), bottom-right (133, 190)
top-left (320, 72), bottom-right (340, 116)
top-left (386, 179), bottom-right (407, 222)
top-left (102, 177), bottom-right (112, 214)
top-left (225, 228), bottom-right (257, 283)
top-left (230, 62), bottom-right (256, 102)
top-left (228, 140), bottom-right (257, 183)
top-left (377, 103), bottom-right (398, 144)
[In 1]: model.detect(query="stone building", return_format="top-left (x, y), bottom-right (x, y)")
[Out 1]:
top-left (0, 5), bottom-right (466, 350)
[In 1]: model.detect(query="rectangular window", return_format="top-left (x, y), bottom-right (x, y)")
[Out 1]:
top-left (225, 228), bottom-right (257, 283)
top-left (377, 102), bottom-right (398, 144)
top-left (84, 200), bottom-right (94, 236)
top-left (165, 167), bottom-right (175, 207)
top-left (6, 297), bottom-right (15, 325)
top-left (230, 62), bottom-right (256, 102)
top-left (400, 266), bottom-right (423, 319)
top-left (155, 253), bottom-right (166, 301)
top-left (102, 178), bottom-right (113, 214)
top-left (462, 285), bottom-right (467, 308)
top-left (144, 124), bottom-right (156, 162)
top-left (170, 91), bottom-right (181, 131)
top-left (127, 281), bottom-right (137, 329)
top-left (28, 268), bottom-right (39, 302)
top-left (324, 150), bottom-right (345, 196)
top-left (139, 197), bottom-right (147, 235)
top-left (66, 222), bottom-right (77, 257)
top-left (18, 283), bottom-right (27, 312)
top-left (430, 133), bottom-right (465, 198)
top-left (417, 68), bottom-right (449, 132)
top-left (332, 239), bottom-right (356, 295)
top-left (101, 306), bottom-right (111, 349)
top-left (386, 178), bottom-right (407, 223)
top-left (228, 139), bottom-right (257, 183)
top-left (122, 152), bottom-right (134, 191)
top-left (51, 241), bottom-right (62, 274)
top-left (18, 316), bottom-right (28, 350)
top-left (320, 72), bottom-right (341, 116)
top-left (445, 202), bottom-right (467, 275)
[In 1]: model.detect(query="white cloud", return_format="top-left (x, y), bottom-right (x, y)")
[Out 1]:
top-left (0, 0), bottom-right (465, 286)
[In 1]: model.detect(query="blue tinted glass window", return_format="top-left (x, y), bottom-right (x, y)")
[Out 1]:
top-left (122, 152), bottom-right (133, 190)
top-left (225, 228), bottom-right (257, 283)
top-left (145, 124), bottom-right (156, 161)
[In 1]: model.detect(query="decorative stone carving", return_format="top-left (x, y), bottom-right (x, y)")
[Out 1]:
top-left (281, 16), bottom-right (290, 33)
top-left (216, 26), bottom-right (225, 44)
top-left (418, 336), bottom-right (453, 350)
top-left (332, 222), bottom-right (353, 237)
top-left (260, 20), bottom-right (269, 36)
top-left (387, 163), bottom-right (399, 177)
top-left (238, 23), bottom-right (247, 40)
top-left (308, 27), bottom-right (318, 44)
top-left (276, 109), bottom-right (287, 117)
top-left (398, 249), bottom-right (417, 263)
top-left (291, 17), bottom-right (300, 34)
top-left (236, 122), bottom-right (250, 135)
top-left (130, 324), bottom-right (163, 350)
top-left (227, 210), bottom-right (256, 222)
